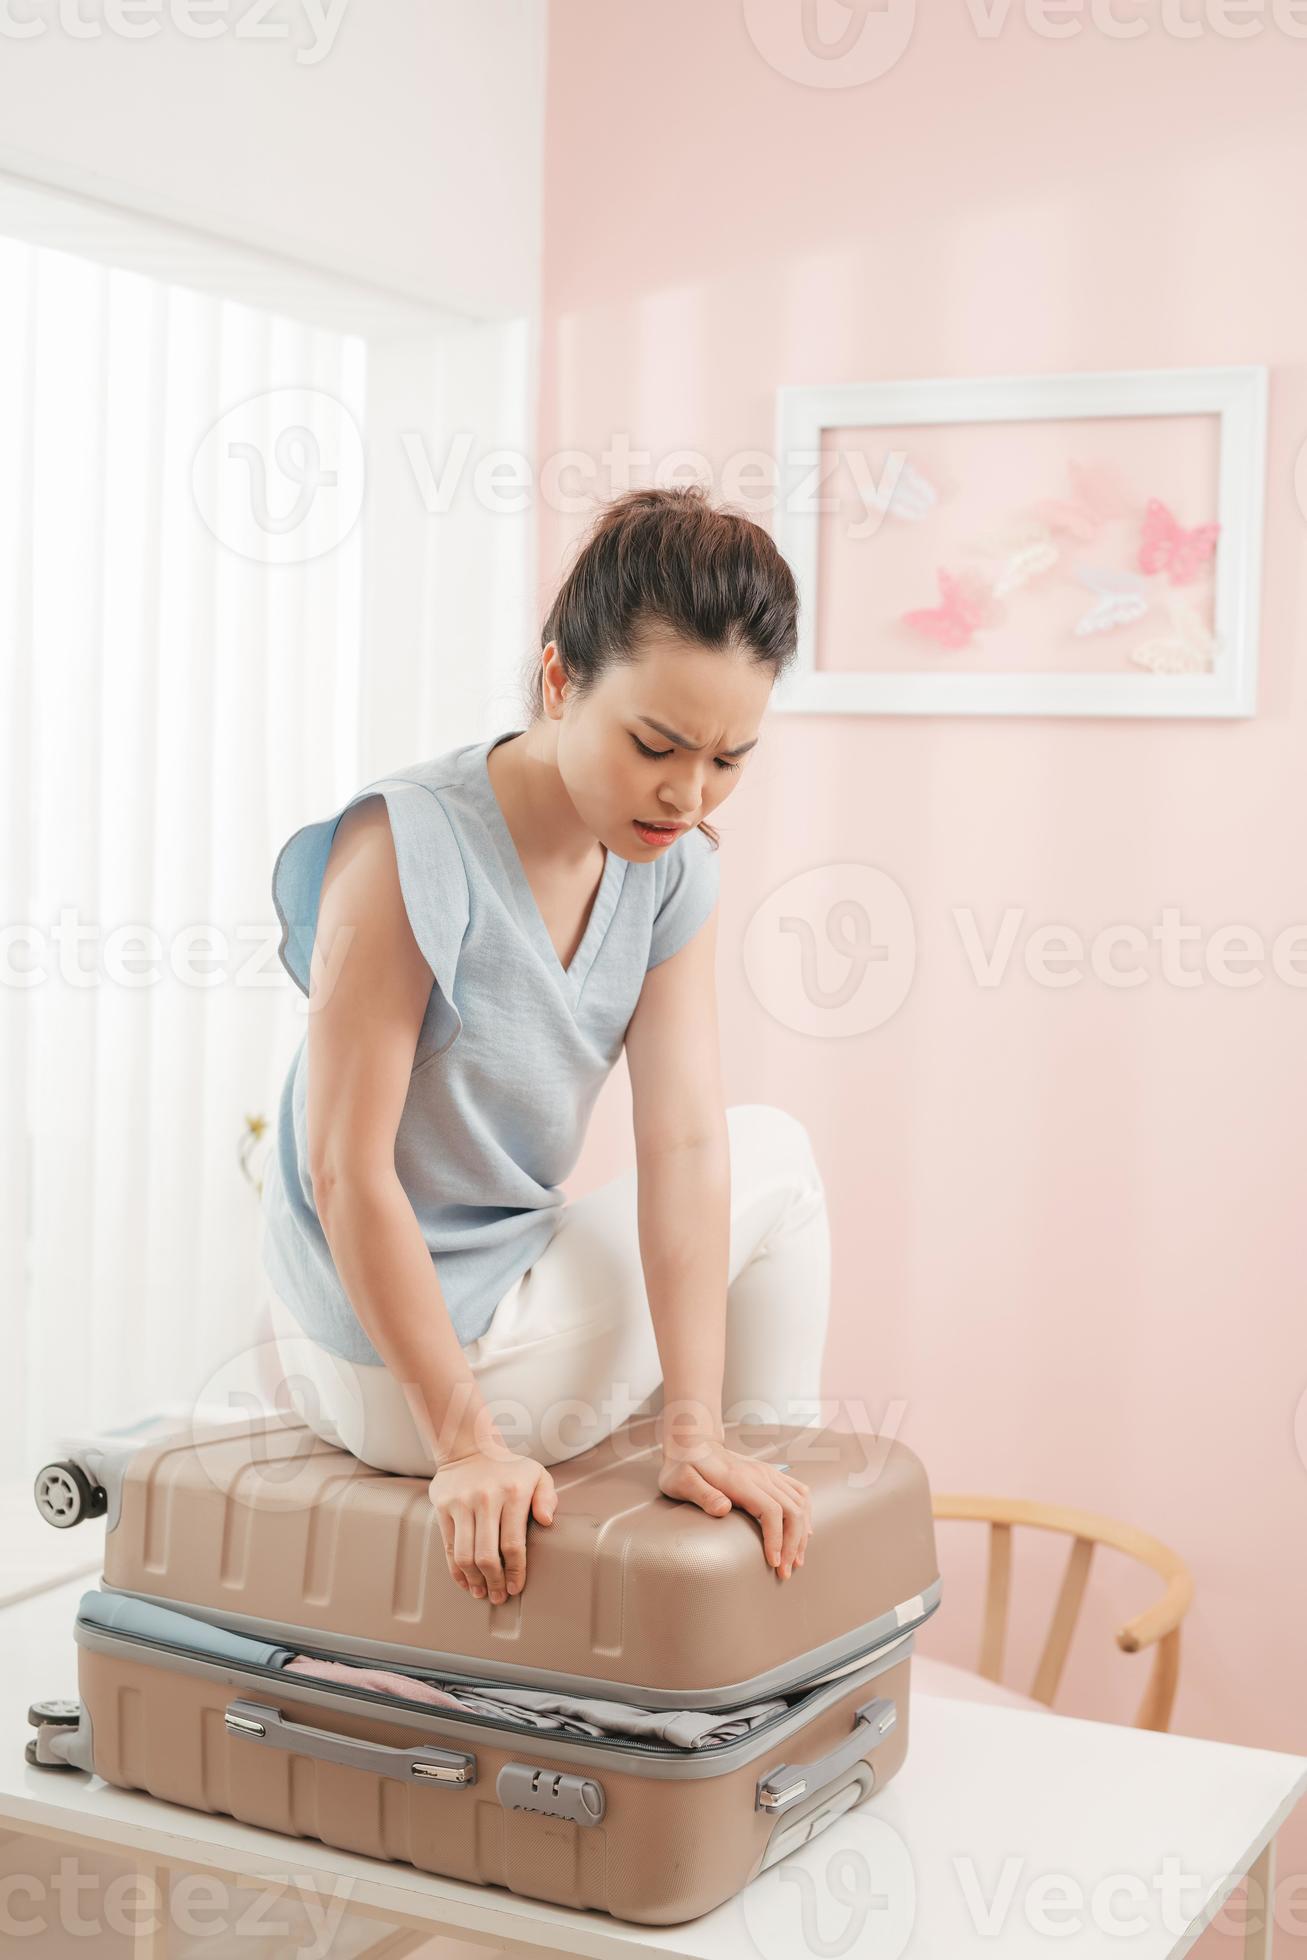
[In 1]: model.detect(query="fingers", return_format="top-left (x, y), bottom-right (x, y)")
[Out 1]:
top-left (475, 1499), bottom-right (509, 1605)
top-left (430, 1461), bottom-right (559, 1600)
top-left (434, 1511), bottom-right (469, 1593)
top-left (755, 1490), bottom-right (786, 1570)
top-left (433, 1451), bottom-right (813, 1604)
top-left (744, 1473), bottom-right (810, 1579)
top-left (675, 1455), bottom-right (813, 1580)
top-left (774, 1470), bottom-right (814, 1561)
top-left (451, 1506), bottom-right (483, 1597)
top-left (679, 1465), bottom-right (731, 1515)
top-left (778, 1487), bottom-right (806, 1576)
top-left (694, 1464), bottom-right (789, 1570)
top-left (532, 1472), bottom-right (557, 1527)
top-left (434, 1485), bottom-right (506, 1598)
top-left (498, 1484), bottom-right (532, 1598)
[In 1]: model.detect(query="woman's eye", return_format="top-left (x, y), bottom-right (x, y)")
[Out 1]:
top-left (631, 734), bottom-right (741, 772)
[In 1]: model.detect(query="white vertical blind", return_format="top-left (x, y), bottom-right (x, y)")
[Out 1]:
top-left (0, 199), bottom-right (533, 1482)
top-left (1, 239), bottom-right (368, 1478)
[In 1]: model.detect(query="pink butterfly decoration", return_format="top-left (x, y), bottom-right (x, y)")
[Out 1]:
top-left (1032, 461), bottom-right (1133, 543)
top-left (901, 569), bottom-right (998, 650)
top-left (1136, 499), bottom-right (1219, 585)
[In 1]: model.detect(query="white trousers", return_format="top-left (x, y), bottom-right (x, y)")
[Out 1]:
top-left (265, 1102), bottom-right (831, 1477)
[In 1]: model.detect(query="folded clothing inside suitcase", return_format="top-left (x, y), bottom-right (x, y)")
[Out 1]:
top-left (75, 1587), bottom-right (798, 1748)
top-left (34, 1411), bottom-right (942, 1926)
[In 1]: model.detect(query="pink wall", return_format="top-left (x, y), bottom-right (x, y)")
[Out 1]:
top-left (542, 2), bottom-right (1306, 1943)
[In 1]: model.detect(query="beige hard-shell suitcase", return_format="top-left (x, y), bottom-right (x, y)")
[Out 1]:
top-left (30, 1411), bottom-right (941, 1926)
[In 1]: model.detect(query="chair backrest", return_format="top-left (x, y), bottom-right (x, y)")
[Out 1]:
top-left (931, 1494), bottom-right (1194, 1730)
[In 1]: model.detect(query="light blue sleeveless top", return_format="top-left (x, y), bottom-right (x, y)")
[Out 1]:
top-left (260, 728), bottom-right (720, 1363)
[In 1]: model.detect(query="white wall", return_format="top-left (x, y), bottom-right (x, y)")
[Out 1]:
top-left (0, 0), bottom-right (546, 320)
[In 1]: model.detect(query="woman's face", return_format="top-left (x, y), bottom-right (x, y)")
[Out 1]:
top-left (552, 633), bottom-right (773, 859)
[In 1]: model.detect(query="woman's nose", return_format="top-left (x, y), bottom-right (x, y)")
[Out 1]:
top-left (660, 767), bottom-right (705, 816)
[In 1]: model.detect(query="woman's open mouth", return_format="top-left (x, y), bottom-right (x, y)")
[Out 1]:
top-left (633, 819), bottom-right (685, 846)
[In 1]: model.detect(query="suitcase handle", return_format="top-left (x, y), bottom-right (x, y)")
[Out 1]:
top-left (755, 1694), bottom-right (897, 1813)
top-left (224, 1699), bottom-right (477, 1788)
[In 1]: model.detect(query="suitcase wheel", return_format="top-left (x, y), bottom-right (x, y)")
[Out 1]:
top-left (32, 1460), bottom-right (107, 1528)
top-left (25, 1738), bottom-right (81, 1773)
top-left (28, 1699), bottom-right (82, 1729)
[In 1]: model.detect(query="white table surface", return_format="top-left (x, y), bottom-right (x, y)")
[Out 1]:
top-left (3, 1578), bottom-right (1304, 1960)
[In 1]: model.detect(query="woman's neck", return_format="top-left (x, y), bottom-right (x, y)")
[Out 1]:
top-left (489, 723), bottom-right (602, 873)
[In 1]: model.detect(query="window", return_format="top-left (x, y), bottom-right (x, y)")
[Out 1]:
top-left (1, 177), bottom-right (531, 1482)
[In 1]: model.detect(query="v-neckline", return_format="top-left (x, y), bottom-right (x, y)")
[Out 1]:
top-left (478, 730), bottom-right (626, 1000)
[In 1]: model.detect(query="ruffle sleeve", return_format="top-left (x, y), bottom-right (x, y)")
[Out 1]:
top-left (271, 778), bottom-right (470, 1058)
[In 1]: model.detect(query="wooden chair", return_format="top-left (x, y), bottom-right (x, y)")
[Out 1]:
top-left (930, 1494), bottom-right (1194, 1731)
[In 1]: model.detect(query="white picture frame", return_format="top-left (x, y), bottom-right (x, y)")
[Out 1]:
top-left (770, 364), bottom-right (1267, 718)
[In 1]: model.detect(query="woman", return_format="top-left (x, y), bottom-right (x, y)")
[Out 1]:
top-left (260, 486), bottom-right (832, 1607)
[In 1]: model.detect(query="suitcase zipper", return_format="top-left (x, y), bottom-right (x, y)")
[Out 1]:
top-left (74, 1610), bottom-right (916, 1762)
top-left (761, 1600), bottom-right (933, 1695)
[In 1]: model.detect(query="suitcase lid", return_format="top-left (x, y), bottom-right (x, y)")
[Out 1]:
top-left (99, 1412), bottom-right (941, 1708)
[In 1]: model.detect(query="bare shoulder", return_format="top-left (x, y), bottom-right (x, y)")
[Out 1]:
top-left (306, 791), bottom-right (433, 1177)
top-left (313, 793), bottom-right (423, 997)
top-left (326, 792), bottom-right (392, 872)
top-left (624, 905), bottom-right (722, 1151)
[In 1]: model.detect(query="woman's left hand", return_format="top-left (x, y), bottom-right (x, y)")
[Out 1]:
top-left (657, 1442), bottom-right (813, 1579)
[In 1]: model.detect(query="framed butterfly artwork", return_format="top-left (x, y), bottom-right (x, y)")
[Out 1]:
top-left (769, 365), bottom-right (1266, 717)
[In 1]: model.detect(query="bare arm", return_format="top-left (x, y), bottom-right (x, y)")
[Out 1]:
top-left (624, 895), bottom-right (812, 1580)
top-left (623, 900), bottom-right (730, 1447)
top-left (305, 795), bottom-right (498, 1468)
top-left (302, 796), bottom-right (557, 1605)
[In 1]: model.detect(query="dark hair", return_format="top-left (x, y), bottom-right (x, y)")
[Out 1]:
top-left (526, 485), bottom-right (798, 848)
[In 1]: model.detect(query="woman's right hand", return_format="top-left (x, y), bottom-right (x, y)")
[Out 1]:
top-left (428, 1449), bottom-right (558, 1602)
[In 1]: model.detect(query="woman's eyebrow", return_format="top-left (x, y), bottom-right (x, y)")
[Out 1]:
top-left (636, 715), bottom-right (759, 757)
